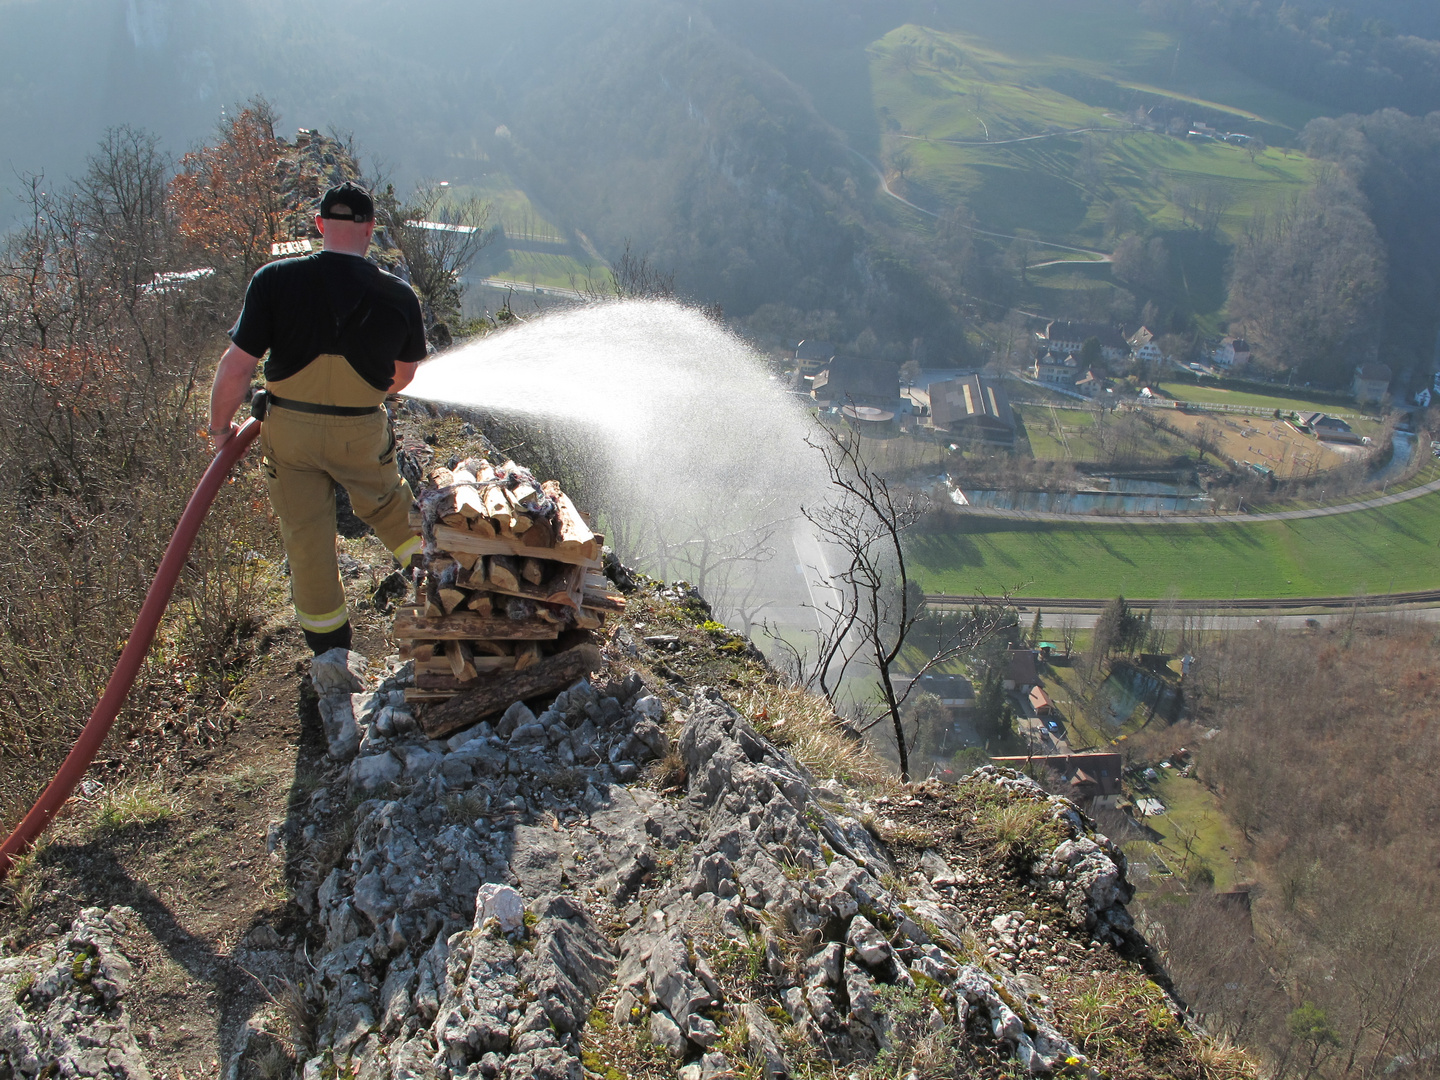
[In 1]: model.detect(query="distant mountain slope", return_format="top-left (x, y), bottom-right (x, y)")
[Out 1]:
top-left (3, 0), bottom-right (1435, 354)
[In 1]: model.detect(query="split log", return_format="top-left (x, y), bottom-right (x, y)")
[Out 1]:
top-left (514, 642), bottom-right (541, 671)
top-left (473, 640), bottom-right (511, 657)
top-left (446, 639), bottom-right (477, 681)
top-left (521, 558), bottom-right (546, 586)
top-left (522, 518), bottom-right (555, 548)
top-left (543, 481), bottom-right (599, 559)
top-left (469, 563), bottom-right (583, 610)
top-left (466, 516), bottom-right (497, 539)
top-left (452, 549), bottom-right (481, 571)
top-left (489, 554), bottom-right (522, 592)
top-left (405, 689), bottom-right (458, 704)
top-left (484, 485), bottom-right (515, 533)
top-left (456, 559), bottom-right (485, 589)
top-left (392, 605), bottom-right (561, 642)
top-left (438, 587), bottom-right (469, 615)
top-left (581, 590), bottom-right (626, 613)
top-left (454, 486), bottom-right (485, 521)
top-left (398, 641), bottom-right (438, 663)
top-left (504, 488), bottom-right (533, 535)
top-left (464, 592), bottom-right (494, 616)
top-left (419, 643), bottom-right (604, 738)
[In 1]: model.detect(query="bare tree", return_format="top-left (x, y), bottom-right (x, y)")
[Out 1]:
top-left (378, 181), bottom-right (494, 327)
top-left (797, 418), bottom-right (1001, 780)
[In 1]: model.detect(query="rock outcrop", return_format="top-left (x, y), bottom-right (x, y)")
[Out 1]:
top-left (272, 632), bottom-right (1159, 1079)
top-left (3, 584), bottom-right (1210, 1080)
top-left (0, 907), bottom-right (152, 1080)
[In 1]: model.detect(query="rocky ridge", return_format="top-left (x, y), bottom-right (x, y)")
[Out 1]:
top-left (0, 580), bottom-right (1226, 1080)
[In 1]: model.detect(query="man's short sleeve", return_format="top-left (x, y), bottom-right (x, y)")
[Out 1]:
top-left (228, 266), bottom-right (273, 357)
top-left (399, 287), bottom-right (427, 364)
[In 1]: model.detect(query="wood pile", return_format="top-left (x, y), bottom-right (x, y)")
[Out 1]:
top-left (395, 457), bottom-right (623, 724)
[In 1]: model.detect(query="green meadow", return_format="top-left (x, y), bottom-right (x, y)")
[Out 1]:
top-left (908, 491), bottom-right (1440, 599)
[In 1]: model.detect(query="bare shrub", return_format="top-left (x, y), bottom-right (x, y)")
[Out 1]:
top-left (0, 126), bottom-right (277, 831)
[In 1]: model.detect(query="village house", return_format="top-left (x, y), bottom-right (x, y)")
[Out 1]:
top-left (1129, 327), bottom-right (1163, 367)
top-left (1043, 320), bottom-right (1130, 364)
top-left (925, 374), bottom-right (1016, 445)
top-left (1003, 646), bottom-right (1039, 691)
top-left (1074, 368), bottom-right (1107, 397)
top-left (899, 673), bottom-right (975, 712)
top-left (1352, 362), bottom-right (1392, 405)
top-left (1032, 353), bottom-right (1079, 385)
top-left (793, 339), bottom-right (836, 377)
top-left (990, 752), bottom-right (1125, 809)
top-left (1212, 337), bottom-right (1251, 369)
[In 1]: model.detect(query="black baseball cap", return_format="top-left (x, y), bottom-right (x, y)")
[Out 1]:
top-left (319, 182), bottom-right (375, 223)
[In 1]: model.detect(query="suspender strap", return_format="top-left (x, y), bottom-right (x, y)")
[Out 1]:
top-left (267, 394), bottom-right (381, 417)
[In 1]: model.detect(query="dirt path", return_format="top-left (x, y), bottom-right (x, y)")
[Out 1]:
top-left (0, 531), bottom-right (403, 1080)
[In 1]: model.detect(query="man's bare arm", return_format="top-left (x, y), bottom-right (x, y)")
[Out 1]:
top-left (390, 359), bottom-right (421, 394)
top-left (210, 343), bottom-right (262, 448)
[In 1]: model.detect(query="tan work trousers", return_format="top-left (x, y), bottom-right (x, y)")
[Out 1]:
top-left (259, 356), bottom-right (421, 635)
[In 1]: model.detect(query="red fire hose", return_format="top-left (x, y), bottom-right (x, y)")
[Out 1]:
top-left (0, 418), bottom-right (261, 880)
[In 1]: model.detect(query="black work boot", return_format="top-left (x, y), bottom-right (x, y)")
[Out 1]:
top-left (304, 621), bottom-right (353, 656)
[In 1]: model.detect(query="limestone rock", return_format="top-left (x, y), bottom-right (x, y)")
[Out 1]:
top-left (475, 884), bottom-right (525, 934)
top-left (311, 648), bottom-right (368, 695)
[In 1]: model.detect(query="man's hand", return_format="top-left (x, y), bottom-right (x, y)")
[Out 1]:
top-left (209, 421), bottom-right (239, 451)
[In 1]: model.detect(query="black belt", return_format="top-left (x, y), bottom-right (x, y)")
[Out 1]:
top-left (266, 392), bottom-right (380, 417)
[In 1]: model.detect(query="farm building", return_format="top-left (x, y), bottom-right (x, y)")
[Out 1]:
top-left (811, 358), bottom-right (901, 409)
top-left (1043, 320), bottom-right (1129, 364)
top-left (926, 374), bottom-right (1015, 444)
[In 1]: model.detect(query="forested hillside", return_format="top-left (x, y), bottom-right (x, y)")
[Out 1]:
top-left (5, 0), bottom-right (1440, 382)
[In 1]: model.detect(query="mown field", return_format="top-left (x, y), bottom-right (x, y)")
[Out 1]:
top-left (908, 490), bottom-right (1440, 599)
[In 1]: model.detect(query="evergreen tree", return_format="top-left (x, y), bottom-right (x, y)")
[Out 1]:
top-left (975, 666), bottom-right (1015, 746)
top-left (1029, 608), bottom-right (1043, 648)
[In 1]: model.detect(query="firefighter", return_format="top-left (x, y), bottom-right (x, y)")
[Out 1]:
top-left (209, 181), bottom-right (426, 655)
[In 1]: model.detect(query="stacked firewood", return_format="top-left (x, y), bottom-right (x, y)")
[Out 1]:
top-left (395, 457), bottom-right (623, 727)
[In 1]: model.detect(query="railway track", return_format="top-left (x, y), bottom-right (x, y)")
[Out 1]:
top-left (925, 591), bottom-right (1440, 613)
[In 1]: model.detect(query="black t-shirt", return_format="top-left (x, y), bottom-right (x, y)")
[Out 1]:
top-left (229, 251), bottom-right (427, 391)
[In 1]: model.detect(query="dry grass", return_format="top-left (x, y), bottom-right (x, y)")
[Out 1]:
top-left (274, 979), bottom-right (318, 1059)
top-left (972, 798), bottom-right (1064, 866)
top-left (0, 837), bottom-right (50, 917)
top-left (732, 679), bottom-right (895, 791)
top-left (95, 783), bottom-right (177, 832)
top-left (643, 746), bottom-right (687, 792)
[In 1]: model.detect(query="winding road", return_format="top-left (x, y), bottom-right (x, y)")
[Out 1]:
top-left (846, 147), bottom-right (1112, 261)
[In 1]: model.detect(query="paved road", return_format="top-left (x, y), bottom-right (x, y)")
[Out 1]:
top-left (897, 126), bottom-right (1112, 148)
top-left (949, 474), bottom-right (1440, 525)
